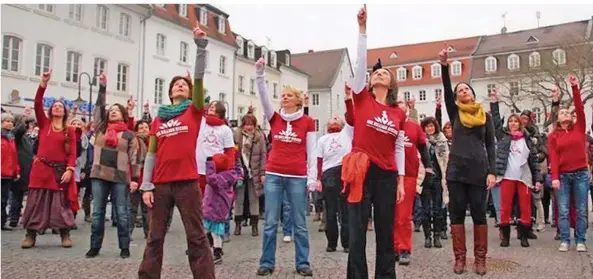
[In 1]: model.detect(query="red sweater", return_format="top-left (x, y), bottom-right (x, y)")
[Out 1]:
top-left (1, 134), bottom-right (20, 178)
top-left (548, 85), bottom-right (587, 180)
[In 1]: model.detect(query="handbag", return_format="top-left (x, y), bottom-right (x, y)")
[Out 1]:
top-left (37, 156), bottom-right (67, 186)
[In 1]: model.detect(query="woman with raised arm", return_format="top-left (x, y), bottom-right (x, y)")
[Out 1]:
top-left (343, 5), bottom-right (406, 279)
top-left (254, 55), bottom-right (316, 276)
top-left (20, 69), bottom-right (79, 249)
top-left (548, 75), bottom-right (589, 253)
top-left (84, 73), bottom-right (140, 259)
top-left (439, 49), bottom-right (496, 276)
top-left (137, 23), bottom-right (215, 279)
top-left (489, 88), bottom-right (543, 248)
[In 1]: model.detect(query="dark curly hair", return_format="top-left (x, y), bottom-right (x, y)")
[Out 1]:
top-left (420, 116), bottom-right (441, 135)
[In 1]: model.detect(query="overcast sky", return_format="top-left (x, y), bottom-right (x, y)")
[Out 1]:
top-left (219, 4), bottom-right (593, 61)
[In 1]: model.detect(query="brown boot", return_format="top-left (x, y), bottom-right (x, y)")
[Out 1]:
top-left (250, 216), bottom-right (259, 237)
top-left (233, 216), bottom-right (242, 236)
top-left (473, 225), bottom-right (488, 276)
top-left (451, 224), bottom-right (466, 274)
top-left (60, 229), bottom-right (73, 248)
top-left (21, 230), bottom-right (37, 249)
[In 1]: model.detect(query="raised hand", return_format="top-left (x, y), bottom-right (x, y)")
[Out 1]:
top-left (255, 57), bottom-right (266, 75)
top-left (40, 69), bottom-right (52, 87)
top-left (490, 87), bottom-right (499, 102)
top-left (436, 94), bottom-right (442, 105)
top-left (99, 72), bottom-right (107, 86)
top-left (439, 49), bottom-right (448, 65)
top-left (193, 21), bottom-right (207, 39)
top-left (143, 100), bottom-right (150, 113)
top-left (357, 4), bottom-right (367, 33)
top-left (304, 92), bottom-right (310, 107)
top-left (568, 75), bottom-right (579, 87)
top-left (551, 87), bottom-right (560, 102)
top-left (127, 97), bottom-right (135, 112)
top-left (345, 82), bottom-right (352, 99)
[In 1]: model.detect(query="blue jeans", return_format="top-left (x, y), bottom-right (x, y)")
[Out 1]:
top-left (259, 174), bottom-right (310, 270)
top-left (413, 194), bottom-right (423, 226)
top-left (281, 191), bottom-right (292, 237)
top-left (556, 169), bottom-right (590, 244)
top-left (491, 183), bottom-right (501, 221)
top-left (90, 179), bottom-right (130, 249)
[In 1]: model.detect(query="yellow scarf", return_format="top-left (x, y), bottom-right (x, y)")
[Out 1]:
top-left (456, 101), bottom-right (486, 128)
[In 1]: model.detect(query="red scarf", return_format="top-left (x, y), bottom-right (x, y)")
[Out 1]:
top-left (510, 130), bottom-right (525, 140)
top-left (206, 115), bottom-right (225, 126)
top-left (105, 122), bottom-right (128, 147)
top-left (327, 124), bottom-right (342, 133)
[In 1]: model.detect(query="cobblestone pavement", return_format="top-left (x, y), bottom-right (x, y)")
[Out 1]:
top-left (2, 210), bottom-right (593, 279)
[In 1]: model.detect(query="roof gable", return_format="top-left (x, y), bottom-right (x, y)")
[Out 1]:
top-left (292, 48), bottom-right (348, 89)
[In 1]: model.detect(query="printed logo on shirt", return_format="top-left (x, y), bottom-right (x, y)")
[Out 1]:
top-left (274, 122), bottom-right (302, 144)
top-left (203, 130), bottom-right (220, 146)
top-left (156, 119), bottom-right (189, 138)
top-left (402, 133), bottom-right (413, 147)
top-left (366, 110), bottom-right (398, 137)
top-left (327, 138), bottom-right (343, 153)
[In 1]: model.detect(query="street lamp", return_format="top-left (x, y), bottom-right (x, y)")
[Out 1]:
top-left (77, 72), bottom-right (98, 121)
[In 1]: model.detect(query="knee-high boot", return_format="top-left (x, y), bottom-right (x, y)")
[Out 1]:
top-left (233, 215), bottom-right (242, 236)
top-left (473, 224), bottom-right (488, 276)
top-left (451, 224), bottom-right (466, 274)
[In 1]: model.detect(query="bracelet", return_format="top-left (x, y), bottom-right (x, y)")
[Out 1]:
top-left (66, 167), bottom-right (75, 172)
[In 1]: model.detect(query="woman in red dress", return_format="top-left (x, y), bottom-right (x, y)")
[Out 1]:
top-left (20, 69), bottom-right (79, 249)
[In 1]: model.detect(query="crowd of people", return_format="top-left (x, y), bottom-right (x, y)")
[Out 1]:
top-left (1, 5), bottom-right (591, 279)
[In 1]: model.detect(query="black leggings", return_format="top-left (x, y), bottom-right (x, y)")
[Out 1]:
top-left (448, 181), bottom-right (488, 225)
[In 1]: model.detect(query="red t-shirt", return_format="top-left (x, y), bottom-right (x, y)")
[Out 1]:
top-left (352, 88), bottom-right (406, 172)
top-left (266, 112), bottom-right (315, 177)
top-left (151, 105), bottom-right (202, 184)
top-left (402, 120), bottom-right (426, 178)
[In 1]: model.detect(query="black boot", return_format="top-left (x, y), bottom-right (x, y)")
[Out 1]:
top-left (526, 227), bottom-right (538, 239)
top-left (519, 224), bottom-right (530, 247)
top-left (213, 247), bottom-right (223, 264)
top-left (433, 232), bottom-right (442, 248)
top-left (250, 215), bottom-right (259, 237)
top-left (500, 225), bottom-right (510, 247)
top-left (233, 216), bottom-right (242, 236)
top-left (423, 222), bottom-right (432, 248)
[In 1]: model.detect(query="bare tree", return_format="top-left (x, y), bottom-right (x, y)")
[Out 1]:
top-left (493, 34), bottom-right (593, 128)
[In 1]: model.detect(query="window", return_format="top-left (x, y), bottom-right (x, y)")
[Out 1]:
top-left (485, 56), bottom-right (497, 72)
top-left (66, 51), bottom-right (81, 82)
top-left (38, 4), bottom-right (54, 13)
top-left (487, 84), bottom-right (496, 97)
top-left (93, 58), bottom-right (107, 85)
top-left (117, 63), bottom-right (128, 92)
top-left (35, 44), bottom-right (53, 76)
top-left (247, 42), bottom-right (254, 59)
top-left (529, 52), bottom-right (541, 68)
top-left (419, 90), bottom-right (426, 101)
top-left (69, 4), bottom-right (83, 21)
top-left (404, 91), bottom-right (411, 101)
top-left (314, 119), bottom-right (319, 131)
top-left (218, 16), bottom-right (226, 34)
top-left (179, 4), bottom-right (188, 17)
top-left (219, 55), bottom-right (226, 75)
top-left (154, 78), bottom-right (164, 105)
top-left (451, 61), bottom-right (462, 76)
top-left (270, 52), bottom-right (277, 67)
top-left (431, 63), bottom-right (441, 78)
top-left (510, 81), bottom-right (519, 96)
top-left (219, 92), bottom-right (226, 102)
top-left (236, 37), bottom-right (243, 55)
top-left (179, 42), bottom-right (189, 63)
top-left (507, 54), bottom-right (520, 70)
top-left (311, 93), bottom-right (320, 106)
top-left (532, 107), bottom-right (542, 125)
top-left (249, 78), bottom-right (255, 95)
top-left (119, 13), bottom-right (131, 37)
top-left (412, 66), bottom-right (422, 80)
top-left (553, 49), bottom-right (566, 65)
top-left (2, 35), bottom-right (22, 72)
top-left (285, 53), bottom-right (290, 66)
top-left (273, 83), bottom-right (278, 99)
top-left (397, 68), bottom-right (406, 81)
top-left (199, 8), bottom-right (208, 26)
top-left (238, 106), bottom-right (245, 115)
top-left (237, 75), bottom-right (245, 93)
top-left (156, 33), bottom-right (166, 56)
top-left (96, 5), bottom-right (109, 30)
top-left (434, 89), bottom-right (442, 100)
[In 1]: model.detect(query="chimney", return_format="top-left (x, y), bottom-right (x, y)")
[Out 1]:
top-left (501, 26), bottom-right (507, 34)
top-left (308, 49), bottom-right (314, 53)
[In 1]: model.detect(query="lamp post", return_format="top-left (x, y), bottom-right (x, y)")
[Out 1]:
top-left (77, 72), bottom-right (98, 121)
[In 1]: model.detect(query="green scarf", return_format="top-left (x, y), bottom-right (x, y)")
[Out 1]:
top-left (158, 99), bottom-right (191, 121)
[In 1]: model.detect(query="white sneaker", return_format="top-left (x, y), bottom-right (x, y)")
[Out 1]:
top-left (283, 236), bottom-right (292, 243)
top-left (536, 224), bottom-right (546, 232)
top-left (558, 242), bottom-right (569, 252)
top-left (576, 243), bottom-right (587, 252)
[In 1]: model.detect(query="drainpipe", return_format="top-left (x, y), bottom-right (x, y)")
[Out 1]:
top-left (138, 6), bottom-right (153, 118)
top-left (231, 52), bottom-right (236, 121)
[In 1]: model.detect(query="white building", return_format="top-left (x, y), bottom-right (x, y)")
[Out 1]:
top-left (292, 48), bottom-right (353, 135)
top-left (1, 4), bottom-right (150, 117)
top-left (144, 4), bottom-right (237, 119)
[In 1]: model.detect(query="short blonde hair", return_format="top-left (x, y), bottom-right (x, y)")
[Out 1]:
top-left (282, 85), bottom-right (304, 109)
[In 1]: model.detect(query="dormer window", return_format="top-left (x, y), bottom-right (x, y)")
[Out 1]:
top-left (485, 56), bottom-right (497, 72)
top-left (285, 53), bottom-right (290, 66)
top-left (270, 51), bottom-right (277, 67)
top-left (431, 63), bottom-right (441, 78)
top-left (236, 37), bottom-right (243, 55)
top-left (199, 7), bottom-right (208, 26)
top-left (247, 42), bottom-right (254, 59)
top-left (218, 16), bottom-right (226, 34)
top-left (451, 61), bottom-right (462, 76)
top-left (389, 52), bottom-right (398, 59)
top-left (526, 35), bottom-right (539, 44)
top-left (447, 46), bottom-right (456, 53)
top-left (397, 67), bottom-right (407, 81)
top-left (412, 65), bottom-right (422, 80)
top-left (507, 54), bottom-right (520, 70)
